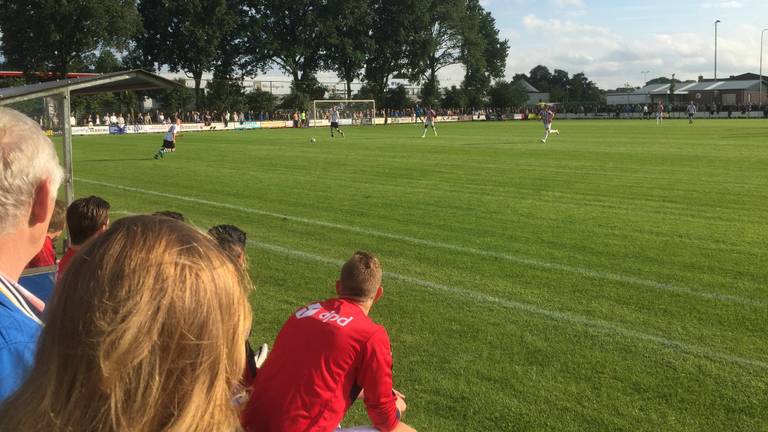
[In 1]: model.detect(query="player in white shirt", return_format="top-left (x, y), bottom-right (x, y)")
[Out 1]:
top-left (421, 107), bottom-right (437, 138)
top-left (154, 117), bottom-right (182, 159)
top-left (539, 105), bottom-right (559, 143)
top-left (656, 102), bottom-right (664, 125)
top-left (686, 102), bottom-right (696, 124)
top-left (329, 106), bottom-right (345, 138)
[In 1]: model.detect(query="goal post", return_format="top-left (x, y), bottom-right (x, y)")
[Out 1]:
top-left (312, 99), bottom-right (376, 127)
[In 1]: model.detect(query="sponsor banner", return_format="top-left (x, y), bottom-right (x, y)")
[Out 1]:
top-left (385, 117), bottom-right (414, 124)
top-left (235, 121), bottom-right (261, 130)
top-left (72, 126), bottom-right (110, 135)
top-left (132, 124), bottom-right (171, 134)
top-left (109, 125), bottom-right (128, 135)
top-left (260, 120), bottom-right (288, 129)
top-left (513, 114), bottom-right (524, 120)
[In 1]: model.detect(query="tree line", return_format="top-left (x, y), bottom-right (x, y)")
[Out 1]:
top-left (0, 0), bottom-right (605, 112)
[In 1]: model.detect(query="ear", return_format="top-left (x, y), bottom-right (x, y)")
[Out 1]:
top-left (335, 280), bottom-right (342, 297)
top-left (29, 179), bottom-right (54, 227)
top-left (373, 286), bottom-right (383, 303)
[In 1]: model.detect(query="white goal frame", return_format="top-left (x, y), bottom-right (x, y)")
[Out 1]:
top-left (312, 99), bottom-right (376, 127)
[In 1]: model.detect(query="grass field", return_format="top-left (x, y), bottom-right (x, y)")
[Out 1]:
top-left (67, 119), bottom-right (767, 431)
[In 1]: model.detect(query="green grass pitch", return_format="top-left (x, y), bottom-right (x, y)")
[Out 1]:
top-left (67, 119), bottom-right (767, 431)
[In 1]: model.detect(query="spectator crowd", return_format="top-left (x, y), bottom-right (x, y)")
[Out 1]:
top-left (0, 107), bottom-right (417, 431)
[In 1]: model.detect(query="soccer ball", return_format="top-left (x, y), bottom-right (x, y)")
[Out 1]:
top-left (311, 137), bottom-right (316, 143)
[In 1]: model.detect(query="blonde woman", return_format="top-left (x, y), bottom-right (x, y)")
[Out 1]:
top-left (0, 215), bottom-right (253, 432)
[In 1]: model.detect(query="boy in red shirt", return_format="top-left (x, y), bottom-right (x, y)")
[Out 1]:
top-left (26, 200), bottom-right (66, 268)
top-left (242, 251), bottom-right (415, 432)
top-left (57, 196), bottom-right (110, 277)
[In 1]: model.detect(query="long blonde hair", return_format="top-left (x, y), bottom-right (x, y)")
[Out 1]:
top-left (0, 215), bottom-right (253, 432)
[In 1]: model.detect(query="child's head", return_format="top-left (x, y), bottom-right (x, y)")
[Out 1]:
top-left (208, 224), bottom-right (247, 268)
top-left (48, 199), bottom-right (67, 239)
top-left (66, 196), bottom-right (110, 246)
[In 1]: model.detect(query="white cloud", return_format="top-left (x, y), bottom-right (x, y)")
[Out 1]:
top-left (501, 14), bottom-right (763, 89)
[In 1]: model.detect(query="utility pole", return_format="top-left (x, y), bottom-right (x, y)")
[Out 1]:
top-left (760, 28), bottom-right (768, 106)
top-left (714, 20), bottom-right (721, 79)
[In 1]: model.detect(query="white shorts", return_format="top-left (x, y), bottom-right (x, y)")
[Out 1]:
top-left (424, 119), bottom-right (433, 127)
top-left (544, 122), bottom-right (552, 131)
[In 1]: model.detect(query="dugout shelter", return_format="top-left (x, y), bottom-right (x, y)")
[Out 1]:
top-left (0, 69), bottom-right (178, 205)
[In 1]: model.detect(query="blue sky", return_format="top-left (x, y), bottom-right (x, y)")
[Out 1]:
top-left (435, 0), bottom-right (768, 89)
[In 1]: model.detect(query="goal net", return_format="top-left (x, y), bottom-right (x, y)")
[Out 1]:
top-left (312, 99), bottom-right (376, 127)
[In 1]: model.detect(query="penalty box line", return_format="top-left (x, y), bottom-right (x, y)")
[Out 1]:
top-left (75, 177), bottom-right (765, 307)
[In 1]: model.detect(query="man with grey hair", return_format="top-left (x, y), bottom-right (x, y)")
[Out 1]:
top-left (0, 107), bottom-right (64, 401)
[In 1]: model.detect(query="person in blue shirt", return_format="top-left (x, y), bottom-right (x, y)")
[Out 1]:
top-left (0, 107), bottom-right (63, 401)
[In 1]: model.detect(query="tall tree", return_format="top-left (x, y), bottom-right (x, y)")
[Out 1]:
top-left (323, 0), bottom-right (372, 99)
top-left (488, 80), bottom-right (528, 109)
top-left (364, 0), bottom-right (425, 104)
top-left (137, 0), bottom-right (238, 109)
top-left (460, 0), bottom-right (509, 107)
top-left (549, 68), bottom-right (570, 101)
top-left (441, 85), bottom-right (467, 109)
top-left (410, 0), bottom-right (464, 107)
top-left (244, 0), bottom-right (327, 96)
top-left (0, 0), bottom-right (139, 79)
top-left (569, 72), bottom-right (603, 103)
top-left (528, 65), bottom-right (553, 92)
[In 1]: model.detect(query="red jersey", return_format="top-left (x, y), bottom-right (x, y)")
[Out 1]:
top-left (26, 236), bottom-right (56, 268)
top-left (242, 298), bottom-right (400, 432)
top-left (57, 247), bottom-right (77, 278)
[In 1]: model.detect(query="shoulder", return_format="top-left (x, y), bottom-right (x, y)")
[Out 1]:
top-left (0, 300), bottom-right (41, 348)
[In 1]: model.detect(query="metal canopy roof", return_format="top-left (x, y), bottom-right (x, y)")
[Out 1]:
top-left (0, 70), bottom-right (179, 207)
top-left (0, 69), bottom-right (178, 106)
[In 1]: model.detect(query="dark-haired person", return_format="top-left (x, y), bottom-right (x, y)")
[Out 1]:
top-left (154, 117), bottom-right (182, 159)
top-left (208, 224), bottom-right (247, 266)
top-left (153, 210), bottom-right (186, 222)
top-left (207, 224), bottom-right (269, 379)
top-left (242, 252), bottom-right (415, 432)
top-left (58, 196), bottom-right (110, 277)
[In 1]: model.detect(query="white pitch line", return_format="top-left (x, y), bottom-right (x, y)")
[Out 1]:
top-left (76, 177), bottom-right (764, 307)
top-left (248, 240), bottom-right (768, 371)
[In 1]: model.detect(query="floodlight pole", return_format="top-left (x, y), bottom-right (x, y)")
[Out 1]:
top-left (760, 28), bottom-right (768, 106)
top-left (714, 20), bottom-right (721, 80)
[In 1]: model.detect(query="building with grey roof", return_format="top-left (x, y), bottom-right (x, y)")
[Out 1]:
top-left (607, 74), bottom-right (767, 107)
